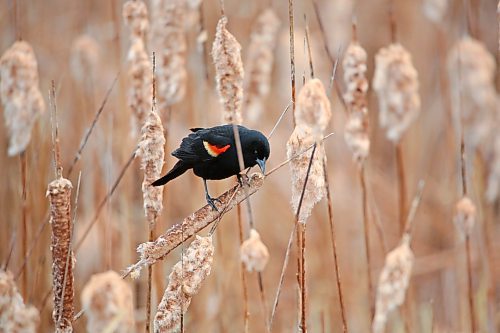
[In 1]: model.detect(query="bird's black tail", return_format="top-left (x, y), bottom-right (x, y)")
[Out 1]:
top-left (151, 161), bottom-right (190, 186)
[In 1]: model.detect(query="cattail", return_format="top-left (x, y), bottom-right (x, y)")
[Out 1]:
top-left (422, 0), bottom-right (448, 23)
top-left (0, 269), bottom-right (40, 333)
top-left (373, 43), bottom-right (420, 143)
top-left (46, 177), bottom-right (74, 333)
top-left (243, 9), bottom-right (281, 123)
top-left (154, 235), bottom-right (214, 333)
top-left (343, 41), bottom-right (370, 163)
top-left (123, 0), bottom-right (152, 134)
top-left (212, 16), bottom-right (244, 124)
top-left (453, 196), bottom-right (476, 238)
top-left (295, 78), bottom-right (331, 141)
top-left (240, 228), bottom-right (270, 272)
top-left (0, 41), bottom-right (46, 156)
top-left (447, 37), bottom-right (496, 149)
top-left (70, 35), bottom-right (100, 83)
top-left (137, 108), bottom-right (165, 228)
top-left (150, 0), bottom-right (187, 109)
top-left (81, 271), bottom-right (135, 333)
top-left (373, 234), bottom-right (414, 333)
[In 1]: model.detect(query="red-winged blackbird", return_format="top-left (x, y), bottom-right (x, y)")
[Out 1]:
top-left (152, 125), bottom-right (270, 210)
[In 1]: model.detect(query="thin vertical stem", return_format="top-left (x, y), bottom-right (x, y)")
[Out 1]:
top-left (359, 165), bottom-right (373, 318)
top-left (395, 143), bottom-right (406, 235)
top-left (20, 151), bottom-right (28, 299)
top-left (299, 222), bottom-right (307, 333)
top-left (288, 0), bottom-right (296, 126)
top-left (146, 229), bottom-right (154, 333)
top-left (465, 235), bottom-right (475, 332)
top-left (236, 204), bottom-right (250, 333)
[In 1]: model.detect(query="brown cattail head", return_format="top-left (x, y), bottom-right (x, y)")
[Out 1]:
top-left (240, 228), bottom-right (270, 272)
top-left (150, 0), bottom-right (187, 109)
top-left (453, 196), bottom-right (476, 238)
top-left (296, 78), bottom-right (331, 141)
top-left (0, 269), bottom-right (40, 333)
top-left (287, 127), bottom-right (326, 224)
top-left (373, 43), bottom-right (420, 143)
top-left (154, 235), bottom-right (214, 333)
top-left (243, 8), bottom-right (281, 123)
top-left (46, 177), bottom-right (74, 333)
top-left (138, 109), bottom-right (165, 228)
top-left (343, 41), bottom-right (370, 163)
top-left (0, 41), bottom-right (46, 156)
top-left (70, 35), bottom-right (100, 83)
top-left (81, 270), bottom-right (135, 333)
top-left (373, 234), bottom-right (414, 333)
top-left (447, 37), bottom-right (496, 149)
top-left (123, 0), bottom-right (149, 40)
top-left (212, 16), bottom-right (244, 125)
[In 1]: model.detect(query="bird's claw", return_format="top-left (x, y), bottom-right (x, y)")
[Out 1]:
top-left (237, 173), bottom-right (250, 187)
top-left (206, 194), bottom-right (220, 212)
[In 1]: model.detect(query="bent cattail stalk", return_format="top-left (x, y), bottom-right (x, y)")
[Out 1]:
top-left (243, 9), bottom-right (281, 123)
top-left (240, 228), bottom-right (270, 272)
top-left (150, 0), bottom-right (187, 109)
top-left (70, 35), bottom-right (100, 83)
top-left (0, 269), bottom-right (40, 332)
top-left (372, 234), bottom-right (414, 333)
top-left (343, 41), bottom-right (370, 164)
top-left (0, 41), bottom-right (46, 156)
top-left (81, 270), bottom-right (135, 333)
top-left (154, 235), bottom-right (214, 333)
top-left (46, 177), bottom-right (74, 333)
top-left (212, 16), bottom-right (244, 124)
top-left (373, 43), bottom-right (420, 143)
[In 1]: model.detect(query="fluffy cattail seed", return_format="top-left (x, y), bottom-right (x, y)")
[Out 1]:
top-left (295, 78), bottom-right (331, 141)
top-left (154, 235), bottom-right (214, 333)
top-left (212, 16), bottom-right (244, 124)
top-left (373, 43), bottom-right (420, 143)
top-left (81, 271), bottom-right (135, 333)
top-left (0, 41), bottom-right (46, 156)
top-left (122, 0), bottom-right (149, 39)
top-left (373, 234), bottom-right (414, 333)
top-left (70, 35), bottom-right (100, 83)
top-left (0, 269), bottom-right (40, 333)
top-left (240, 229), bottom-right (270, 272)
top-left (453, 196), bottom-right (476, 238)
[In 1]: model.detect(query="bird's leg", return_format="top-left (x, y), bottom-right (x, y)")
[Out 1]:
top-left (203, 179), bottom-right (219, 211)
top-left (236, 172), bottom-right (250, 187)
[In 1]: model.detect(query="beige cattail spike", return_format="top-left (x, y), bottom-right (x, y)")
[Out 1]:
top-left (212, 16), bottom-right (244, 125)
top-left (46, 177), bottom-right (74, 333)
top-left (343, 41), bottom-right (370, 163)
top-left (240, 228), bottom-right (270, 272)
top-left (453, 196), bottom-right (476, 238)
top-left (81, 270), bottom-right (135, 333)
top-left (243, 8), bottom-right (281, 124)
top-left (373, 43), bottom-right (420, 143)
top-left (154, 235), bottom-right (214, 333)
top-left (296, 78), bottom-right (331, 141)
top-left (138, 109), bottom-right (166, 228)
top-left (122, 0), bottom-right (149, 39)
top-left (0, 41), bottom-right (46, 156)
top-left (373, 234), bottom-right (414, 333)
top-left (150, 0), bottom-right (187, 109)
top-left (70, 35), bottom-right (100, 83)
top-left (0, 269), bottom-right (40, 332)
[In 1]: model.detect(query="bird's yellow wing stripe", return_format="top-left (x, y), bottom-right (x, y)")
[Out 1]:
top-left (203, 141), bottom-right (230, 157)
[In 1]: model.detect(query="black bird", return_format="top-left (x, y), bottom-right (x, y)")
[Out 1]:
top-left (152, 125), bottom-right (270, 210)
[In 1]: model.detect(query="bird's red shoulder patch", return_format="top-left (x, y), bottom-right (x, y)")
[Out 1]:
top-left (203, 141), bottom-right (230, 157)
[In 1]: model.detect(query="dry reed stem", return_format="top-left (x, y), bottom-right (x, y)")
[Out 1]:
top-left (212, 16), bottom-right (244, 124)
top-left (359, 166), bottom-right (374, 317)
top-left (154, 235), bottom-right (214, 333)
top-left (0, 269), bottom-right (40, 332)
top-left (288, 0), bottom-right (296, 126)
top-left (81, 271), bottom-right (135, 333)
top-left (0, 41), bottom-right (46, 156)
top-left (236, 204), bottom-right (250, 333)
top-left (19, 152), bottom-right (27, 300)
top-left (126, 173), bottom-right (265, 277)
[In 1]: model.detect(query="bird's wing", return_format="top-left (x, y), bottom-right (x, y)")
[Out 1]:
top-left (172, 128), bottom-right (233, 163)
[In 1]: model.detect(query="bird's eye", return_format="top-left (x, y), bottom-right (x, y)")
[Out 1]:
top-left (254, 150), bottom-right (258, 155)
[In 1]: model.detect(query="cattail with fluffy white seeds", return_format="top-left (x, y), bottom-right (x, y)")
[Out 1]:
top-left (453, 196), bottom-right (476, 238)
top-left (373, 43), bottom-right (420, 143)
top-left (122, 0), bottom-right (149, 40)
top-left (154, 235), bottom-right (214, 333)
top-left (240, 229), bottom-right (270, 272)
top-left (372, 234), bottom-right (414, 333)
top-left (0, 41), bottom-right (46, 156)
top-left (81, 271), bottom-right (135, 333)
top-left (243, 9), bottom-right (281, 123)
top-left (212, 16), bottom-right (244, 124)
top-left (70, 35), bottom-right (100, 83)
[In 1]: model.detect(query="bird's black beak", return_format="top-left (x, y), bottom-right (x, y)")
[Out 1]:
top-left (256, 157), bottom-right (266, 174)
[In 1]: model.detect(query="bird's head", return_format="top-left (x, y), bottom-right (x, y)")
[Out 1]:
top-left (242, 130), bottom-right (270, 174)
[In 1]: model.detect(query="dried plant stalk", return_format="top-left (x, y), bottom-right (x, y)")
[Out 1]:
top-left (138, 109), bottom-right (166, 228)
top-left (81, 270), bottom-right (135, 333)
top-left (70, 35), bottom-right (100, 83)
top-left (343, 41), bottom-right (370, 164)
top-left (126, 173), bottom-right (264, 276)
top-left (373, 43), bottom-right (420, 143)
top-left (486, 133), bottom-right (500, 202)
top-left (212, 16), bottom-right (244, 124)
top-left (0, 269), bottom-right (40, 332)
top-left (453, 196), bottom-right (476, 238)
top-left (373, 234), bottom-right (414, 333)
top-left (240, 228), bottom-right (270, 272)
top-left (0, 41), bottom-right (46, 156)
top-left (150, 0), bottom-right (187, 109)
top-left (46, 177), bottom-right (74, 333)
top-left (243, 8), bottom-right (281, 123)
top-left (154, 235), bottom-right (214, 333)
